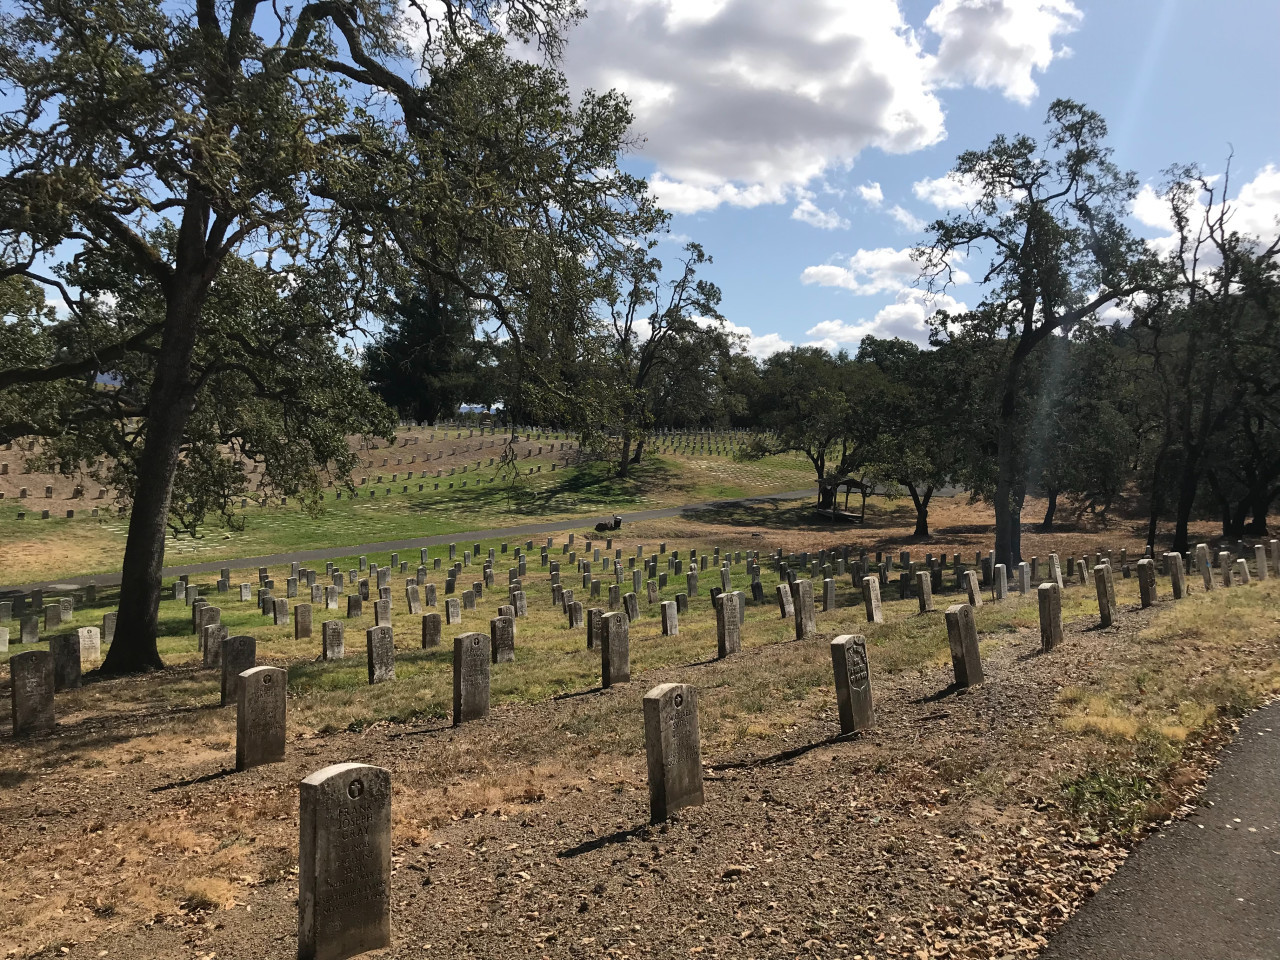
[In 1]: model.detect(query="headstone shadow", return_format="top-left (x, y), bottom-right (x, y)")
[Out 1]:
top-left (708, 731), bottom-right (857, 772)
top-left (557, 823), bottom-right (651, 860)
top-left (151, 767), bottom-right (238, 792)
top-left (911, 681), bottom-right (964, 705)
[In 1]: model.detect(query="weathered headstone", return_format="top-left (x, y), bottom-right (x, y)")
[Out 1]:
top-left (1166, 552), bottom-right (1188, 599)
top-left (1038, 582), bottom-right (1063, 652)
top-left (623, 591), bottom-right (639, 621)
top-left (220, 636), bottom-right (257, 706)
top-left (1196, 543), bottom-right (1215, 591)
top-left (822, 577), bottom-right (837, 612)
top-left (1094, 565), bottom-right (1113, 627)
top-left (366, 626), bottom-right (395, 684)
top-left (20, 614), bottom-right (38, 644)
top-left (963, 569), bottom-right (983, 607)
top-left (716, 591), bottom-right (741, 658)
top-left (236, 666), bottom-right (287, 771)
top-left (203, 623), bottom-right (228, 668)
top-left (453, 633), bottom-right (490, 724)
top-left (322, 621), bottom-right (345, 660)
top-left (297, 762), bottom-right (392, 960)
top-left (1137, 558), bottom-right (1157, 607)
top-left (830, 635), bottom-right (873, 734)
top-left (49, 633), bottom-right (83, 690)
top-left (445, 597), bottom-right (461, 624)
top-left (1017, 561), bottom-right (1030, 595)
top-left (1219, 551), bottom-right (1233, 588)
top-left (916, 570), bottom-right (934, 613)
top-left (776, 583), bottom-right (795, 620)
top-left (861, 576), bottom-right (883, 624)
top-left (295, 603), bottom-right (313, 639)
top-left (10, 650), bottom-right (55, 736)
top-left (944, 603), bottom-right (984, 688)
top-left (490, 616), bottom-right (515, 663)
top-left (791, 579), bottom-right (817, 641)
top-left (661, 600), bottom-right (678, 636)
top-left (346, 595), bottom-right (363, 619)
top-left (643, 683), bottom-right (703, 823)
top-left (405, 584), bottom-right (422, 615)
top-left (601, 611), bottom-right (630, 687)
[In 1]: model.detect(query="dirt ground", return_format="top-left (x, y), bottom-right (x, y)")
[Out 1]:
top-left (1, 497), bottom-right (1274, 959)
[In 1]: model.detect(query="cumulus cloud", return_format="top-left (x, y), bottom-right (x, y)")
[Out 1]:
top-left (800, 246), bottom-right (969, 295)
top-left (803, 289), bottom-right (967, 350)
top-left (1132, 166), bottom-right (1280, 259)
top-left (700, 316), bottom-right (793, 359)
top-left (858, 182), bottom-right (885, 207)
top-left (913, 171), bottom-right (985, 210)
top-left (792, 190), bottom-right (851, 230)
top-left (926, 0), bottom-right (1082, 104)
top-left (552, 0), bottom-right (949, 213)
top-left (888, 204), bottom-right (926, 231)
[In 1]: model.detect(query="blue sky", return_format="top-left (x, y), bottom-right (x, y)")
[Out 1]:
top-left (553, 0), bottom-right (1280, 357)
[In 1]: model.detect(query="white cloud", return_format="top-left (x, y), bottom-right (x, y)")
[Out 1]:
top-left (800, 246), bottom-right (970, 295)
top-left (803, 289), bottom-right (967, 349)
top-left (700, 316), bottom-right (793, 359)
top-left (551, 0), bottom-right (949, 214)
top-left (913, 171), bottom-right (984, 210)
top-left (792, 190), bottom-right (850, 230)
top-left (1132, 166), bottom-right (1280, 260)
top-left (926, 0), bottom-right (1082, 104)
top-left (858, 182), bottom-right (885, 207)
top-left (888, 204), bottom-right (926, 231)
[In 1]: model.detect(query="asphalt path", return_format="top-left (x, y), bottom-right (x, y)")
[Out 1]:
top-left (1041, 699), bottom-right (1280, 960)
top-left (3, 488), bottom-right (818, 594)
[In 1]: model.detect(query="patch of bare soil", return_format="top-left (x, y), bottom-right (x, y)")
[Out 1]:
top-left (1, 601), bottom-right (1230, 960)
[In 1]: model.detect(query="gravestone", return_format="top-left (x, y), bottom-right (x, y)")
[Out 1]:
top-left (347, 595), bottom-right (363, 619)
top-left (490, 616), bottom-right (516, 663)
top-left (623, 591), bottom-right (639, 621)
top-left (1038, 582), bottom-right (1063, 652)
top-left (44, 602), bottom-right (63, 630)
top-left (1236, 557), bottom-right (1251, 585)
top-left (716, 591), bottom-right (741, 658)
top-left (944, 604), bottom-right (984, 688)
top-left (661, 600), bottom-right (678, 636)
top-left (822, 577), bottom-right (836, 612)
top-left (1255, 544), bottom-right (1268, 581)
top-left (297, 762), bottom-right (392, 960)
top-left (445, 597), bottom-right (461, 624)
top-left (295, 603), bottom-right (313, 639)
top-left (1166, 552), bottom-right (1188, 599)
top-left (1049, 553), bottom-right (1064, 590)
top-left (236, 666), bottom-right (287, 771)
top-left (10, 650), bottom-right (55, 736)
top-left (586, 607), bottom-right (604, 649)
top-left (916, 570), bottom-right (934, 613)
top-left (1196, 544), bottom-right (1215, 591)
top-left (453, 633), bottom-right (490, 725)
top-left (567, 600), bottom-right (583, 628)
top-left (273, 598), bottom-right (290, 627)
top-left (830, 635), bottom-right (874, 734)
top-left (675, 592), bottom-right (689, 614)
top-left (776, 583), bottom-right (795, 620)
top-left (601, 611), bottom-right (630, 688)
top-left (240, 583), bottom-right (252, 602)
top-left (993, 563), bottom-right (1009, 600)
top-left (963, 570), bottom-right (983, 607)
top-left (1137, 558), bottom-right (1157, 607)
top-left (322, 621), bottom-right (345, 660)
top-left (1017, 562), bottom-right (1030, 595)
top-left (1094, 565), bottom-right (1114, 627)
top-left (1218, 551), bottom-right (1234, 587)
top-left (373, 599), bottom-right (391, 627)
top-left (20, 615), bottom-right (38, 644)
top-left (220, 636), bottom-right (257, 706)
top-left (366, 626), bottom-right (395, 684)
top-left (50, 633), bottom-right (83, 690)
top-left (861, 576), bottom-right (883, 624)
top-left (203, 623), bottom-right (228, 668)
top-left (421, 613), bottom-right (442, 648)
top-left (791, 579), bottom-right (817, 641)
top-left (643, 683), bottom-right (704, 824)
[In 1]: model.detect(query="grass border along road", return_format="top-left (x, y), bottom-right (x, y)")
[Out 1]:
top-left (1, 489), bottom-right (816, 593)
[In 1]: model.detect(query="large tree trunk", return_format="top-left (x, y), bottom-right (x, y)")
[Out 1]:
top-left (1171, 454), bottom-right (1201, 555)
top-left (906, 482), bottom-right (933, 538)
top-left (1040, 488), bottom-right (1058, 531)
top-left (617, 431), bottom-right (631, 478)
top-left (630, 435), bottom-right (645, 464)
top-left (100, 274), bottom-right (206, 675)
top-left (1248, 486), bottom-right (1275, 535)
top-left (993, 378), bottom-right (1023, 570)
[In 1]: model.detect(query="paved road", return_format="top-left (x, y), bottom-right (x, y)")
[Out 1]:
top-left (1041, 699), bottom-right (1280, 960)
top-left (2, 488), bottom-right (818, 593)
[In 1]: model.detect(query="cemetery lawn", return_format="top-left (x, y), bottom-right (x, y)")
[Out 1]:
top-left (0, 451), bottom-right (813, 584)
top-left (2, 499), bottom-right (1276, 958)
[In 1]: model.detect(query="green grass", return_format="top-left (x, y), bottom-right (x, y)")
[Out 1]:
top-left (0, 450), bottom-right (812, 583)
